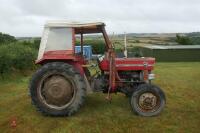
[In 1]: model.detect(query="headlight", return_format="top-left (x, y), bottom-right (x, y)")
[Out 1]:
top-left (148, 74), bottom-right (155, 80)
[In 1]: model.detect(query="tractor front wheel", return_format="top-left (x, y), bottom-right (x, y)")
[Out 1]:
top-left (29, 62), bottom-right (86, 116)
top-left (130, 84), bottom-right (166, 117)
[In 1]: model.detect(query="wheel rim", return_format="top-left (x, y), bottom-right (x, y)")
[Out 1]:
top-left (37, 72), bottom-right (76, 110)
top-left (138, 92), bottom-right (160, 112)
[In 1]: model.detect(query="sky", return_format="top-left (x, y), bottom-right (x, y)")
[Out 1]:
top-left (0, 0), bottom-right (200, 37)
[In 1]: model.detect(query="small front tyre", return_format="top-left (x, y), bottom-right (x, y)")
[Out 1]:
top-left (130, 84), bottom-right (166, 117)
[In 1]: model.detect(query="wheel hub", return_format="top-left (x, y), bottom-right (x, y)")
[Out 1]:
top-left (139, 92), bottom-right (157, 111)
top-left (42, 75), bottom-right (74, 107)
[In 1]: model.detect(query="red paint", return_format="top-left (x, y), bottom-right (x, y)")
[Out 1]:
top-left (99, 57), bottom-right (155, 71)
top-left (36, 50), bottom-right (86, 76)
top-left (36, 50), bottom-right (83, 63)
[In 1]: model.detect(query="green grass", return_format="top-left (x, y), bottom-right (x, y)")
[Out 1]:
top-left (0, 62), bottom-right (200, 133)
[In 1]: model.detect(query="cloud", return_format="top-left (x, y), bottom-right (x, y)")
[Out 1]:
top-left (0, 0), bottom-right (200, 36)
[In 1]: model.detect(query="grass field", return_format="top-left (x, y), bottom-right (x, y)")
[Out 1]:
top-left (0, 62), bottom-right (200, 133)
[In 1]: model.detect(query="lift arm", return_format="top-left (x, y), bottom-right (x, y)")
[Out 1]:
top-left (102, 26), bottom-right (116, 94)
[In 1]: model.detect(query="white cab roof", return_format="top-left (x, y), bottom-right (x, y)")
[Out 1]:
top-left (45, 21), bottom-right (105, 28)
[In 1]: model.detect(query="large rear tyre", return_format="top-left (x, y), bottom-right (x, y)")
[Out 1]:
top-left (130, 84), bottom-right (166, 117)
top-left (29, 62), bottom-right (86, 116)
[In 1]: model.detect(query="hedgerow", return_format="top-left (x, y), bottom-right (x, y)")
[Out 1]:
top-left (0, 32), bottom-right (16, 45)
top-left (0, 41), bottom-right (38, 75)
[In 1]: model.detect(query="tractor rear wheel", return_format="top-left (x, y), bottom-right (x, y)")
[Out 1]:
top-left (130, 84), bottom-right (166, 117)
top-left (29, 62), bottom-right (86, 116)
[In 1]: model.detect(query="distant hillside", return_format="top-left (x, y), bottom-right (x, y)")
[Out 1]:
top-left (117, 32), bottom-right (200, 38)
top-left (15, 32), bottom-right (200, 39)
top-left (16, 37), bottom-right (41, 41)
top-left (14, 32), bottom-right (200, 46)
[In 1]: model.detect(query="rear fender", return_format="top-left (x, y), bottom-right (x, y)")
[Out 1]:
top-left (37, 59), bottom-right (85, 76)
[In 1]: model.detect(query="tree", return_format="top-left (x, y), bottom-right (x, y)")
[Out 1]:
top-left (176, 34), bottom-right (193, 45)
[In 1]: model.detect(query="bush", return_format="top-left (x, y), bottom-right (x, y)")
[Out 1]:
top-left (176, 34), bottom-right (193, 45)
top-left (18, 39), bottom-right (40, 50)
top-left (128, 47), bottom-right (143, 57)
top-left (0, 32), bottom-right (39, 76)
top-left (0, 32), bottom-right (16, 45)
top-left (0, 42), bottom-right (37, 75)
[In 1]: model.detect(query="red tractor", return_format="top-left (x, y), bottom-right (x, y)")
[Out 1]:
top-left (30, 21), bottom-right (166, 117)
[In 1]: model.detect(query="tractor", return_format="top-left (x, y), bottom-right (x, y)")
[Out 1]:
top-left (29, 21), bottom-right (166, 117)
